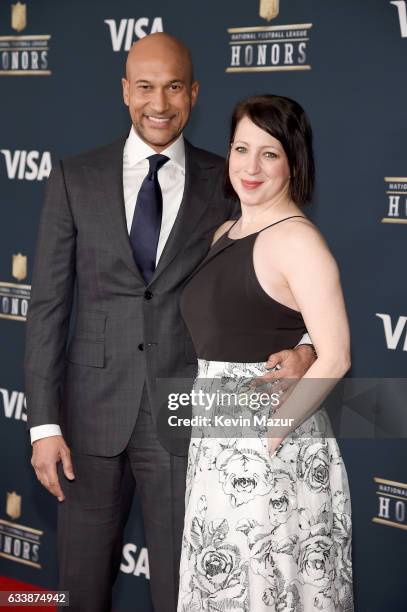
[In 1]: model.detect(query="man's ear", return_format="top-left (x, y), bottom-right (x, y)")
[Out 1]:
top-left (190, 80), bottom-right (199, 108)
top-left (122, 78), bottom-right (130, 106)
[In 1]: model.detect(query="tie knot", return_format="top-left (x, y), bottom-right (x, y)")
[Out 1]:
top-left (147, 154), bottom-right (169, 177)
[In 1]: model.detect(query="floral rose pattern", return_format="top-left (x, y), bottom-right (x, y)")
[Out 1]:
top-left (299, 534), bottom-right (333, 588)
top-left (268, 470), bottom-right (298, 527)
top-left (179, 495), bottom-right (249, 611)
top-left (296, 442), bottom-right (330, 494)
top-left (215, 440), bottom-right (273, 507)
top-left (178, 360), bottom-right (353, 611)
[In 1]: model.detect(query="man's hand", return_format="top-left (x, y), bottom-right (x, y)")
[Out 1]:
top-left (255, 345), bottom-right (317, 387)
top-left (31, 435), bottom-right (75, 502)
top-left (267, 435), bottom-right (285, 457)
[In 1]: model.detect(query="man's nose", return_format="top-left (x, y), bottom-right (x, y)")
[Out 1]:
top-left (150, 88), bottom-right (169, 114)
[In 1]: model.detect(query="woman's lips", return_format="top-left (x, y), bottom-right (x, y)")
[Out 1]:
top-left (241, 179), bottom-right (263, 190)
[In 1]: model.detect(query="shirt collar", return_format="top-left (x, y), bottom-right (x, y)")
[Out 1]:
top-left (124, 126), bottom-right (185, 171)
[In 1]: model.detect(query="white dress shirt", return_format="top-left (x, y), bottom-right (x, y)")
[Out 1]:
top-left (123, 126), bottom-right (185, 262)
top-left (30, 128), bottom-right (311, 443)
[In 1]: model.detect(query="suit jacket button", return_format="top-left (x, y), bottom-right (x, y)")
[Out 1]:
top-left (144, 290), bottom-right (153, 300)
top-left (138, 343), bottom-right (144, 351)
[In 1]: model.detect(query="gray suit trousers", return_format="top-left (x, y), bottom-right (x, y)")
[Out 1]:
top-left (57, 388), bottom-right (188, 612)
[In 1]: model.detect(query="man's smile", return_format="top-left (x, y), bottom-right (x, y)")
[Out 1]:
top-left (143, 114), bottom-right (174, 128)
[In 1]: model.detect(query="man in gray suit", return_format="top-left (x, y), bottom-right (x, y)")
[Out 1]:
top-left (25, 33), bottom-right (315, 612)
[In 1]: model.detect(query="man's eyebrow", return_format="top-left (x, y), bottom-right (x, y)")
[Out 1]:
top-left (165, 79), bottom-right (186, 86)
top-left (133, 78), bottom-right (185, 85)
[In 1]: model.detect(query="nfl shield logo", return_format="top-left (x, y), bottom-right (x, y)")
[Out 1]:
top-left (259, 0), bottom-right (279, 21)
top-left (12, 253), bottom-right (27, 281)
top-left (11, 2), bottom-right (27, 32)
top-left (6, 491), bottom-right (22, 520)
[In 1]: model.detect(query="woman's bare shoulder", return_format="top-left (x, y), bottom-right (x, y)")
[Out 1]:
top-left (261, 215), bottom-right (327, 250)
top-left (257, 216), bottom-right (334, 274)
top-left (211, 220), bottom-right (236, 246)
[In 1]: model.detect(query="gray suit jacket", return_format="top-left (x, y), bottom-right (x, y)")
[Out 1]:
top-left (24, 136), bottom-right (238, 456)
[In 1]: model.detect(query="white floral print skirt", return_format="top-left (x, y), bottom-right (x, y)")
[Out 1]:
top-left (177, 360), bottom-right (353, 612)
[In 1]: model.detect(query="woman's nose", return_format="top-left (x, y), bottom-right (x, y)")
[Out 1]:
top-left (245, 154), bottom-right (261, 175)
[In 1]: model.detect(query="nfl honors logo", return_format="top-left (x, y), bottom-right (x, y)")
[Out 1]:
top-left (226, 0), bottom-right (312, 73)
top-left (12, 253), bottom-right (27, 282)
top-left (0, 491), bottom-right (43, 568)
top-left (382, 177), bottom-right (407, 224)
top-left (11, 2), bottom-right (27, 32)
top-left (6, 491), bottom-right (21, 520)
top-left (373, 477), bottom-right (407, 530)
top-left (0, 2), bottom-right (51, 75)
top-left (259, 0), bottom-right (279, 21)
top-left (0, 253), bottom-right (31, 322)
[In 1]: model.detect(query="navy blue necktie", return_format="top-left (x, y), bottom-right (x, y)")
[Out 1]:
top-left (130, 154), bottom-right (169, 284)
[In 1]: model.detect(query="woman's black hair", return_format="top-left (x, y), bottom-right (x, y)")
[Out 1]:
top-left (224, 94), bottom-right (315, 205)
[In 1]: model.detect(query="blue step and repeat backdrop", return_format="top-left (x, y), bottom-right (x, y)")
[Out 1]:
top-left (0, 1), bottom-right (406, 611)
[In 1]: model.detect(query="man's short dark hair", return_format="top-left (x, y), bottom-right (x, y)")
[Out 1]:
top-left (224, 94), bottom-right (315, 206)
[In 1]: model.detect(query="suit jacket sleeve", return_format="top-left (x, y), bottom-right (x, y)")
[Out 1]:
top-left (24, 160), bottom-right (76, 428)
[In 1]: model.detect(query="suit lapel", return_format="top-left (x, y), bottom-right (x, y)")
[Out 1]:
top-left (86, 137), bottom-right (220, 286)
top-left (89, 138), bottom-right (145, 283)
top-left (151, 140), bottom-right (213, 285)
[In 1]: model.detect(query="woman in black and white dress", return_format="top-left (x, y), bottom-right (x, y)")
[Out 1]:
top-left (177, 95), bottom-right (353, 612)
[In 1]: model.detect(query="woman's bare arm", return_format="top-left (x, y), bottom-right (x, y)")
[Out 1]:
top-left (258, 221), bottom-right (351, 453)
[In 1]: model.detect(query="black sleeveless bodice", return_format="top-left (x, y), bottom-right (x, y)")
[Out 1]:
top-left (180, 217), bottom-right (307, 362)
